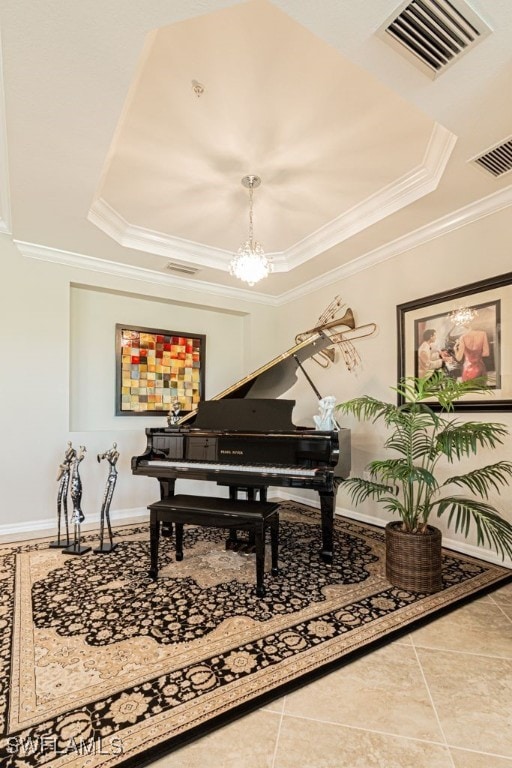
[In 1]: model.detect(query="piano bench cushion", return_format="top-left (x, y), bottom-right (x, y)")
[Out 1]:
top-left (147, 495), bottom-right (279, 598)
top-left (148, 494), bottom-right (279, 524)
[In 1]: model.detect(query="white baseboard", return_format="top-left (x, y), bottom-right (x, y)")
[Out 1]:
top-left (2, 497), bottom-right (511, 570)
top-left (0, 507), bottom-right (149, 544)
top-left (279, 490), bottom-right (512, 570)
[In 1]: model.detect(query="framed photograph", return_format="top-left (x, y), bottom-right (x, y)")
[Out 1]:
top-left (397, 272), bottom-right (512, 411)
top-left (115, 324), bottom-right (206, 416)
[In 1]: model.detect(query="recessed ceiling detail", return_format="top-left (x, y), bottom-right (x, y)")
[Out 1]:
top-left (381, 0), bottom-right (491, 78)
top-left (88, 0), bottom-right (455, 279)
top-left (3, 0), bottom-right (512, 298)
top-left (89, 122), bottom-right (455, 273)
top-left (471, 137), bottom-right (512, 178)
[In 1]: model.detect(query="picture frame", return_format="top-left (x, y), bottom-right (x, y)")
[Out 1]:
top-left (397, 272), bottom-right (512, 411)
top-left (115, 324), bottom-right (206, 416)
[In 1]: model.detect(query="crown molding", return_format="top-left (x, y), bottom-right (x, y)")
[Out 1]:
top-left (15, 182), bottom-right (512, 306)
top-left (88, 197), bottom-right (288, 272)
top-left (13, 240), bottom-right (279, 306)
top-left (276, 182), bottom-right (512, 304)
top-left (284, 122), bottom-right (457, 268)
top-left (87, 122), bottom-right (455, 272)
top-left (87, 198), bottom-right (242, 270)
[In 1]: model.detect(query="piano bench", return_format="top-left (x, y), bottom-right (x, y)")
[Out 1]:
top-left (147, 494), bottom-right (280, 598)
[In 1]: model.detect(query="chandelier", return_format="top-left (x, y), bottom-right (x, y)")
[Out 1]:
top-left (229, 175), bottom-right (273, 286)
top-left (448, 305), bottom-right (478, 326)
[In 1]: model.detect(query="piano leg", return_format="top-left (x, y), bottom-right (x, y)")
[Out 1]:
top-left (159, 478), bottom-right (175, 538)
top-left (226, 486), bottom-right (268, 551)
top-left (270, 514), bottom-right (279, 576)
top-left (175, 523), bottom-right (184, 561)
top-left (254, 523), bottom-right (265, 597)
top-left (149, 511), bottom-right (160, 579)
top-left (227, 486), bottom-right (239, 548)
top-left (318, 485), bottom-right (339, 565)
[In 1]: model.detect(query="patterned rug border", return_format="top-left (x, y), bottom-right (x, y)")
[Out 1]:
top-left (127, 571), bottom-right (512, 768)
top-left (1, 503), bottom-right (510, 768)
top-left (119, 511), bottom-right (512, 768)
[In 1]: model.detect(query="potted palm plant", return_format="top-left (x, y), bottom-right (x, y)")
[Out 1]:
top-left (337, 372), bottom-right (512, 592)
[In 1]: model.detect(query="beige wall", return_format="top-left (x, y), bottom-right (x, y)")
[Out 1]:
top-left (0, 237), bottom-right (278, 536)
top-left (277, 206), bottom-right (512, 565)
top-left (1, 205), bottom-right (511, 565)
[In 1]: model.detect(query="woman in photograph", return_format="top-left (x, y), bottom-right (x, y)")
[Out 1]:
top-left (454, 322), bottom-right (490, 381)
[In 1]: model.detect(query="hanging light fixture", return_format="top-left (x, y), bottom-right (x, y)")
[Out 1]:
top-left (229, 175), bottom-right (273, 286)
top-left (449, 306), bottom-right (478, 326)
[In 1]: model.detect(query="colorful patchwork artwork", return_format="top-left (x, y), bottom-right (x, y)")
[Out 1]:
top-left (115, 325), bottom-right (205, 415)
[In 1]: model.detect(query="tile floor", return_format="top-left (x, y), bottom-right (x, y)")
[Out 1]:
top-left (149, 580), bottom-right (512, 768)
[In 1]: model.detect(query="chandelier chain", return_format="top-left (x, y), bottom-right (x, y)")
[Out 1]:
top-left (248, 183), bottom-right (254, 245)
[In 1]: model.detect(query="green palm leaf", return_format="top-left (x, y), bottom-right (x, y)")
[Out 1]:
top-left (336, 372), bottom-right (512, 561)
top-left (385, 430), bottom-right (434, 460)
top-left (434, 496), bottom-right (512, 560)
top-left (445, 461), bottom-right (512, 498)
top-left (337, 396), bottom-right (392, 423)
top-left (368, 459), bottom-right (438, 489)
top-left (437, 421), bottom-right (508, 460)
top-left (342, 476), bottom-right (396, 506)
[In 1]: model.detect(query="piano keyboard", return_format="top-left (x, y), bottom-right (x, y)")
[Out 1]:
top-left (146, 460), bottom-right (318, 477)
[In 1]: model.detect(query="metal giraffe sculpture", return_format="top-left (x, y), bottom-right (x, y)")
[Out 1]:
top-left (63, 445), bottom-right (91, 555)
top-left (50, 441), bottom-right (76, 548)
top-left (94, 443), bottom-right (119, 554)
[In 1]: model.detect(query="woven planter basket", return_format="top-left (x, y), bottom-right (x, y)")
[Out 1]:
top-left (385, 521), bottom-right (442, 593)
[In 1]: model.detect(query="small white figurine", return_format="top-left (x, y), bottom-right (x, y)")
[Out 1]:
top-left (314, 395), bottom-right (337, 431)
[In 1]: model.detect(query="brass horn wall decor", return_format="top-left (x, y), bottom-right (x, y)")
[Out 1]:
top-left (295, 297), bottom-right (377, 371)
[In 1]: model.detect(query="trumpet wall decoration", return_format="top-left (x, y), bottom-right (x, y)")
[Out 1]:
top-left (295, 296), bottom-right (377, 371)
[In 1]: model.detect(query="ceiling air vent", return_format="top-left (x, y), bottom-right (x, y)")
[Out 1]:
top-left (471, 137), bottom-right (512, 178)
top-left (165, 262), bottom-right (199, 276)
top-left (380, 0), bottom-right (491, 78)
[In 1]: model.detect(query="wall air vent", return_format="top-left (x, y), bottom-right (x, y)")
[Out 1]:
top-left (380, 0), bottom-right (491, 78)
top-left (165, 262), bottom-right (199, 275)
top-left (471, 137), bottom-right (512, 178)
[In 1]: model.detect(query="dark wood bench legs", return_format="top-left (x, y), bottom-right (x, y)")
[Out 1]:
top-left (251, 514), bottom-right (279, 596)
top-left (149, 515), bottom-right (160, 580)
top-left (226, 485), bottom-right (268, 551)
top-left (148, 497), bottom-right (279, 597)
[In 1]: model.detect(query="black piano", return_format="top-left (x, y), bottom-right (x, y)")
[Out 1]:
top-left (131, 332), bottom-right (351, 563)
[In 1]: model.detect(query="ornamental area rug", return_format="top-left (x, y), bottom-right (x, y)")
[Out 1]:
top-left (1, 500), bottom-right (510, 768)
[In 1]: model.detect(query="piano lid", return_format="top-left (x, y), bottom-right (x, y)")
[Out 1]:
top-left (178, 331), bottom-right (333, 425)
top-left (193, 399), bottom-right (296, 431)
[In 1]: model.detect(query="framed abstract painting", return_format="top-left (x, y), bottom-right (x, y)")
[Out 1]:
top-left (396, 272), bottom-right (512, 411)
top-left (115, 324), bottom-right (206, 416)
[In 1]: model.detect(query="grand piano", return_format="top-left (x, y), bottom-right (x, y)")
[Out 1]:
top-left (131, 331), bottom-right (351, 563)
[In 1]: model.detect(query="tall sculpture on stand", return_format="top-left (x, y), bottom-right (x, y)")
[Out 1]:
top-left (94, 442), bottom-right (119, 554)
top-left (51, 442), bottom-right (76, 548)
top-left (63, 445), bottom-right (91, 555)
